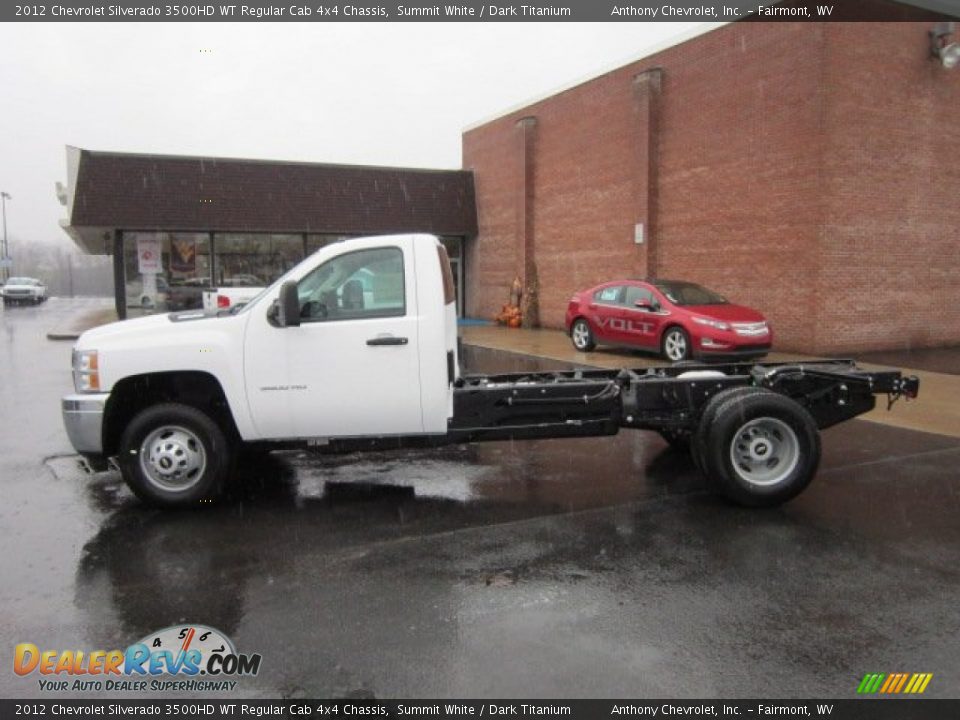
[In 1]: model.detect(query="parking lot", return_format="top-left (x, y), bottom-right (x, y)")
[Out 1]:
top-left (2, 298), bottom-right (960, 698)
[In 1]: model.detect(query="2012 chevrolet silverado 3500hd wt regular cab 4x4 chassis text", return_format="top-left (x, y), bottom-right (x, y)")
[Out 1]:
top-left (61, 234), bottom-right (920, 509)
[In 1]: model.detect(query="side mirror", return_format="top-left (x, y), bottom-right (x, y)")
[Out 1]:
top-left (276, 280), bottom-right (301, 327)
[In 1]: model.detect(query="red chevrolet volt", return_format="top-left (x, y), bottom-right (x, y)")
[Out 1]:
top-left (565, 279), bottom-right (772, 362)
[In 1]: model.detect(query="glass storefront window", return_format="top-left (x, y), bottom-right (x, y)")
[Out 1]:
top-left (120, 231), bottom-right (467, 318)
top-left (214, 234), bottom-right (304, 288)
top-left (123, 232), bottom-right (211, 314)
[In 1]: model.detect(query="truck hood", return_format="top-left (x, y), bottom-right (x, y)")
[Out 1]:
top-left (76, 310), bottom-right (223, 349)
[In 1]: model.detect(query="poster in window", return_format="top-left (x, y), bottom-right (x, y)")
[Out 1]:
top-left (137, 236), bottom-right (161, 274)
top-left (171, 237), bottom-right (197, 273)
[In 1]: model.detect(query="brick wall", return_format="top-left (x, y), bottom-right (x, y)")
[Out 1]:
top-left (463, 19), bottom-right (960, 354)
top-left (817, 22), bottom-right (960, 353)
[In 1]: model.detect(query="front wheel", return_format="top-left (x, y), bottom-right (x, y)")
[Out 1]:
top-left (570, 318), bottom-right (596, 352)
top-left (661, 326), bottom-right (692, 362)
top-left (118, 403), bottom-right (232, 507)
top-left (701, 389), bottom-right (820, 507)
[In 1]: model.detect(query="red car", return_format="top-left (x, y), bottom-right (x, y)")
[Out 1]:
top-left (565, 279), bottom-right (772, 362)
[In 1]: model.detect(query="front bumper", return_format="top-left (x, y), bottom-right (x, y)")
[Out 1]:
top-left (62, 393), bottom-right (109, 455)
top-left (697, 343), bottom-right (772, 360)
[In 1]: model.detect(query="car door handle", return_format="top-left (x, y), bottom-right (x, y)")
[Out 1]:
top-left (366, 336), bottom-right (408, 346)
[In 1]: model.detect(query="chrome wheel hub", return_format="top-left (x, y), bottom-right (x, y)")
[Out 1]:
top-left (665, 332), bottom-right (687, 360)
top-left (729, 417), bottom-right (799, 487)
top-left (140, 425), bottom-right (207, 492)
top-left (572, 323), bottom-right (589, 349)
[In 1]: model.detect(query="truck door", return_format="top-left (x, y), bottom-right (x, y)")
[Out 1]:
top-left (242, 240), bottom-right (423, 439)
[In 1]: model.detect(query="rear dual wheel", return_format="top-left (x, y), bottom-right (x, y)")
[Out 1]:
top-left (694, 387), bottom-right (820, 507)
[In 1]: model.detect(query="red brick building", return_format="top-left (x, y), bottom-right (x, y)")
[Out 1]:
top-left (462, 16), bottom-right (960, 353)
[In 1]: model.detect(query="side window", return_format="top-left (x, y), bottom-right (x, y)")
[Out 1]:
top-left (296, 247), bottom-right (405, 322)
top-left (624, 285), bottom-right (656, 308)
top-left (594, 286), bottom-right (622, 304)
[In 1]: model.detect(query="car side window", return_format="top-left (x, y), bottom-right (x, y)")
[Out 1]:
top-left (624, 285), bottom-right (656, 309)
top-left (296, 247), bottom-right (405, 323)
top-left (594, 286), bottom-right (622, 304)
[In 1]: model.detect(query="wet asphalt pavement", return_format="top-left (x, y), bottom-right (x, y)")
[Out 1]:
top-left (2, 299), bottom-right (960, 699)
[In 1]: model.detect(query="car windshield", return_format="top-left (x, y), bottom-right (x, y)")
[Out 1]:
top-left (6, 278), bottom-right (33, 285)
top-left (653, 281), bottom-right (727, 306)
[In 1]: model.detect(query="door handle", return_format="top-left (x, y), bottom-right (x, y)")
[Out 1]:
top-left (367, 336), bottom-right (408, 346)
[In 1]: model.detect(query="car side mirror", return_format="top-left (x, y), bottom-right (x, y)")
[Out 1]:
top-left (276, 280), bottom-right (301, 327)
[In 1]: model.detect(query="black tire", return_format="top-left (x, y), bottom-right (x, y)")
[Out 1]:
top-left (701, 389), bottom-right (820, 507)
top-left (661, 326), bottom-right (692, 362)
top-left (658, 430), bottom-right (691, 453)
top-left (118, 403), bottom-right (232, 508)
top-left (570, 318), bottom-right (596, 352)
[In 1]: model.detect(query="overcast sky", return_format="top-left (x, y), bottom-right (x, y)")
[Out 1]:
top-left (0, 22), bottom-right (708, 249)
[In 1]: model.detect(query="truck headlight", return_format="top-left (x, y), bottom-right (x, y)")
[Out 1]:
top-left (72, 349), bottom-right (100, 393)
top-left (692, 317), bottom-right (731, 331)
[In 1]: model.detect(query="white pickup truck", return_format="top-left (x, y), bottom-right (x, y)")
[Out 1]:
top-left (62, 234), bottom-right (919, 509)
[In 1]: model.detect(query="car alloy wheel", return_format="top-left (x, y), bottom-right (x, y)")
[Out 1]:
top-left (571, 319), bottom-right (595, 351)
top-left (663, 328), bottom-right (690, 361)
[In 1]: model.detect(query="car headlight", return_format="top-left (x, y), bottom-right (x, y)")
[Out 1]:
top-left (692, 317), bottom-right (731, 331)
top-left (72, 349), bottom-right (100, 393)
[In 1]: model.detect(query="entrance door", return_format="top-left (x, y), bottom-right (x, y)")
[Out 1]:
top-left (242, 240), bottom-right (423, 440)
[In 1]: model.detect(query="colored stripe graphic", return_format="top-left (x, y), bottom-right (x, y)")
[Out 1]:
top-left (857, 672), bottom-right (932, 694)
top-left (894, 673), bottom-right (909, 693)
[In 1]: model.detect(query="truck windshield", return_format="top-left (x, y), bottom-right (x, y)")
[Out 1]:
top-left (653, 281), bottom-right (727, 306)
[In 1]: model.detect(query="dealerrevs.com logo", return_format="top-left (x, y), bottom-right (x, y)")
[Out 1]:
top-left (14, 624), bottom-right (262, 693)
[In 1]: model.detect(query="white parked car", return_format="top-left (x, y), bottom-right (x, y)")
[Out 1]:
top-left (2, 277), bottom-right (47, 305)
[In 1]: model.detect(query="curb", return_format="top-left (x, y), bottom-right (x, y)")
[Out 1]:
top-left (47, 331), bottom-right (81, 341)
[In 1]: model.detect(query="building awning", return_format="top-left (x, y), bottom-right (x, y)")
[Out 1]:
top-left (60, 146), bottom-right (478, 253)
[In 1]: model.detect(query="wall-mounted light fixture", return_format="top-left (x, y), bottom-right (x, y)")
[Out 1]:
top-left (930, 22), bottom-right (960, 69)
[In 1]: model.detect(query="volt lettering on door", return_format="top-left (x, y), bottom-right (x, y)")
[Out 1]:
top-left (597, 317), bottom-right (654, 335)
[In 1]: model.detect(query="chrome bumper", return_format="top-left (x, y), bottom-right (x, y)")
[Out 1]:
top-left (62, 394), bottom-right (109, 455)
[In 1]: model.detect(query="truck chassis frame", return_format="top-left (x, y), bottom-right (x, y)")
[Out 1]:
top-left (448, 359), bottom-right (917, 441)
